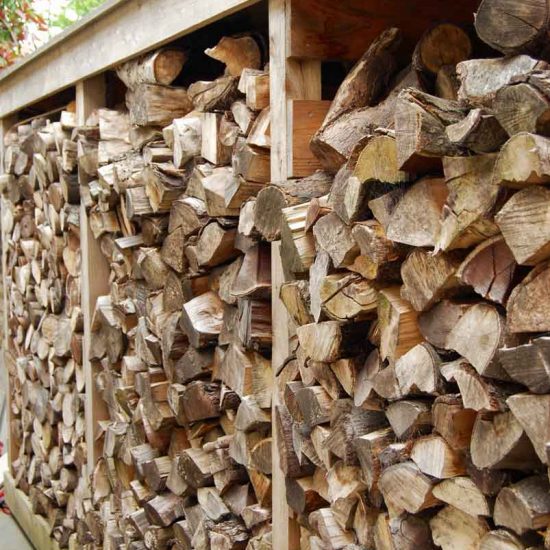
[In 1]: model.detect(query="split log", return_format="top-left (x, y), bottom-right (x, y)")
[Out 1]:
top-left (507, 262), bottom-right (550, 332)
top-left (412, 23), bottom-right (472, 78)
top-left (499, 337), bottom-right (550, 393)
top-left (475, 0), bottom-right (550, 55)
top-left (430, 506), bottom-right (489, 550)
top-left (386, 177), bottom-right (448, 248)
top-left (117, 49), bottom-right (187, 88)
top-left (494, 476), bottom-right (550, 535)
top-left (496, 186), bottom-right (550, 265)
top-left (437, 154), bottom-right (500, 252)
top-left (204, 36), bottom-right (261, 77)
top-left (394, 88), bottom-right (465, 172)
top-left (457, 55), bottom-right (546, 107)
top-left (457, 236), bottom-right (517, 304)
top-left (127, 84), bottom-right (193, 127)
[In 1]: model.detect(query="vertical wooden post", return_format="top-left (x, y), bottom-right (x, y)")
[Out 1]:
top-left (269, 0), bottom-right (321, 548)
top-left (76, 75), bottom-right (111, 475)
top-left (1, 114), bottom-right (17, 471)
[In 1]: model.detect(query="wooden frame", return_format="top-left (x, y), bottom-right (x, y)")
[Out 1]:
top-left (0, 0), bottom-right (261, 118)
top-left (76, 76), bottom-right (112, 475)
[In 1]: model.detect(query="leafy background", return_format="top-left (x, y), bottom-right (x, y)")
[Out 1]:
top-left (0, 0), bottom-right (105, 68)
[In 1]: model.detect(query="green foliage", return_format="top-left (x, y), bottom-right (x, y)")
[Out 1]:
top-left (0, 0), bottom-right (46, 68)
top-left (50, 0), bottom-right (106, 29)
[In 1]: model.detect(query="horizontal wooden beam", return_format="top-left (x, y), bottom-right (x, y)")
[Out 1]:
top-left (4, 473), bottom-right (61, 550)
top-left (290, 0), bottom-right (480, 60)
top-left (0, 0), bottom-right (261, 117)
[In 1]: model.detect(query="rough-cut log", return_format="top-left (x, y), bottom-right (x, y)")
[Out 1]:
top-left (430, 506), bottom-right (489, 550)
top-left (441, 359), bottom-right (509, 413)
top-left (400, 249), bottom-right (461, 312)
top-left (188, 76), bottom-right (239, 112)
top-left (394, 88), bottom-right (465, 172)
top-left (180, 291), bottom-right (224, 348)
top-left (418, 300), bottom-right (469, 349)
top-left (475, 0), bottom-right (550, 55)
top-left (506, 393), bottom-right (550, 463)
top-left (394, 342), bottom-right (443, 396)
top-left (205, 35), bottom-right (261, 77)
top-left (378, 462), bottom-right (439, 514)
top-left (480, 529), bottom-right (531, 550)
top-left (410, 435), bottom-right (466, 479)
top-left (313, 212), bottom-right (359, 268)
top-left (496, 186), bottom-right (550, 265)
top-left (470, 411), bottom-right (539, 470)
top-left (457, 55), bottom-right (547, 107)
top-left (493, 77), bottom-right (550, 137)
top-left (493, 133), bottom-right (550, 187)
top-left (432, 476), bottom-right (491, 517)
top-left (499, 337), bottom-right (550, 393)
top-left (318, 273), bottom-right (378, 322)
top-left (296, 321), bottom-right (368, 363)
top-left (378, 287), bottom-right (423, 362)
top-left (494, 476), bottom-right (550, 535)
top-left (253, 172), bottom-right (332, 242)
top-left (117, 49), bottom-right (187, 88)
top-left (507, 262), bottom-right (550, 332)
top-left (413, 23), bottom-right (471, 79)
top-left (311, 68), bottom-right (422, 172)
top-left (385, 401), bottom-right (432, 439)
top-left (322, 28), bottom-right (402, 126)
top-left (172, 113), bottom-right (202, 168)
top-left (445, 108), bottom-right (507, 153)
top-left (437, 154), bottom-right (500, 252)
top-left (127, 84), bottom-right (193, 126)
top-left (445, 303), bottom-right (511, 380)
top-left (457, 236), bottom-right (517, 304)
top-left (386, 177), bottom-right (448, 248)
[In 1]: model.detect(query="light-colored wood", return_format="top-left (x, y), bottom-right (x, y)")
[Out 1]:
top-left (0, 0), bottom-right (261, 117)
top-left (290, 100), bottom-right (331, 177)
top-left (4, 472), bottom-right (61, 550)
top-left (76, 77), bottom-right (112, 475)
top-left (270, 3), bottom-right (321, 545)
top-left (270, 0), bottom-right (321, 183)
top-left (271, 240), bottom-right (300, 550)
top-left (1, 115), bottom-right (17, 471)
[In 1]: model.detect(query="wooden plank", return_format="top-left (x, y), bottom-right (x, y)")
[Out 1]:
top-left (270, 0), bottom-right (321, 185)
top-left (1, 115), bottom-right (17, 473)
top-left (271, 241), bottom-right (300, 550)
top-left (290, 0), bottom-right (480, 60)
top-left (76, 77), bottom-right (112, 475)
top-left (290, 99), bottom-right (330, 177)
top-left (4, 472), bottom-right (61, 550)
top-left (270, 1), bottom-right (322, 548)
top-left (0, 0), bottom-right (260, 118)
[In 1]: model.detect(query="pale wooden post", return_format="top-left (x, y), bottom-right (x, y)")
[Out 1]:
top-left (269, 0), bottom-right (321, 548)
top-left (76, 75), bottom-right (112, 475)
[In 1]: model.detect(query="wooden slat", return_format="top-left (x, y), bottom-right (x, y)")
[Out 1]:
top-left (290, 99), bottom-right (331, 177)
top-left (270, 1), bottom-right (323, 548)
top-left (1, 115), bottom-right (17, 472)
top-left (271, 241), bottom-right (300, 550)
top-left (0, 0), bottom-right (261, 118)
top-left (4, 472), bottom-right (61, 550)
top-left (290, 0), bottom-right (480, 60)
top-left (76, 77), bottom-right (112, 475)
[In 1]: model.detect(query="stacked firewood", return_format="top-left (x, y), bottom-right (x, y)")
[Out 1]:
top-left (1, 111), bottom-right (86, 547)
top-left (79, 39), bottom-right (274, 549)
top-left (274, 2), bottom-right (550, 548)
